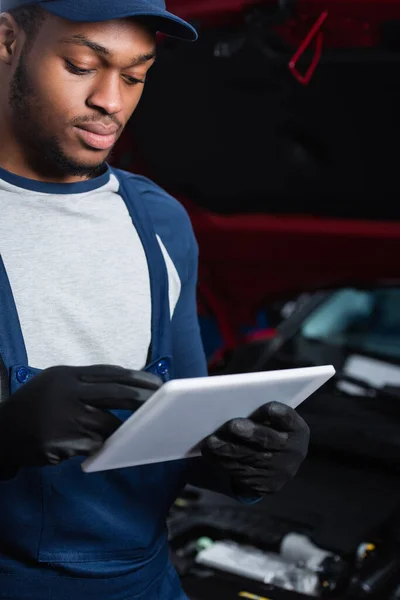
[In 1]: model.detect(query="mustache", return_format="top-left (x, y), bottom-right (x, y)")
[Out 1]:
top-left (71, 116), bottom-right (123, 131)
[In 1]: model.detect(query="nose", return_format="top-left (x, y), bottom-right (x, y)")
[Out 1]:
top-left (86, 71), bottom-right (124, 116)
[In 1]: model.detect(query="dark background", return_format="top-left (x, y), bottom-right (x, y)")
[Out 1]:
top-left (116, 18), bottom-right (400, 220)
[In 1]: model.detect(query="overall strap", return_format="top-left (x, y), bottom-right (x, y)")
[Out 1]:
top-left (0, 256), bottom-right (35, 393)
top-left (112, 169), bottom-right (173, 380)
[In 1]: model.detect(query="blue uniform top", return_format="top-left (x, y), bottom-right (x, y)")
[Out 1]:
top-left (0, 166), bottom-right (246, 600)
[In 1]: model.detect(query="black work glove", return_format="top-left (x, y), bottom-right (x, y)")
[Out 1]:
top-left (0, 364), bottom-right (162, 477)
top-left (201, 401), bottom-right (310, 497)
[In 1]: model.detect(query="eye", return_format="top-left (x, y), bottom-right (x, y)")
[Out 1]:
top-left (65, 60), bottom-right (92, 75)
top-left (123, 75), bottom-right (145, 86)
top-left (65, 60), bottom-right (145, 86)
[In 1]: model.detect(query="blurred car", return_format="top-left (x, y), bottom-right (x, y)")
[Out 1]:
top-left (167, 285), bottom-right (400, 600)
top-left (220, 285), bottom-right (400, 380)
top-left (290, 287), bottom-right (400, 369)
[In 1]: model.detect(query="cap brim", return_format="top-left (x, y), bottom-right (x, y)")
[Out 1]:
top-left (39, 0), bottom-right (198, 41)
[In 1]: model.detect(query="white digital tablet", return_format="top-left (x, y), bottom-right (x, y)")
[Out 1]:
top-left (82, 365), bottom-right (335, 473)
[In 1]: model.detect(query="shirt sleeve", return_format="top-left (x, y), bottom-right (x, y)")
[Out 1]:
top-left (170, 229), bottom-right (208, 381)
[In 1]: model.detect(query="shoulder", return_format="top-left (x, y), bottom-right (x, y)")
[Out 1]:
top-left (112, 168), bottom-right (193, 233)
top-left (112, 169), bottom-right (198, 280)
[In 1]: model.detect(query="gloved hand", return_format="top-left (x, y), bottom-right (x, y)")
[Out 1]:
top-left (0, 364), bottom-right (162, 476)
top-left (201, 401), bottom-right (310, 497)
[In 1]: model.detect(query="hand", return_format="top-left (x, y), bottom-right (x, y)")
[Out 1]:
top-left (201, 402), bottom-right (310, 497)
top-left (0, 364), bottom-right (162, 475)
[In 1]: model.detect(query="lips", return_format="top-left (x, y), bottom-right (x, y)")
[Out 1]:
top-left (74, 123), bottom-right (119, 151)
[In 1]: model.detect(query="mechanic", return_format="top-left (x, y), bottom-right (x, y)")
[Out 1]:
top-left (0, 1), bottom-right (310, 598)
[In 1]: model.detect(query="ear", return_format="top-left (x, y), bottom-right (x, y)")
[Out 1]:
top-left (0, 13), bottom-right (21, 66)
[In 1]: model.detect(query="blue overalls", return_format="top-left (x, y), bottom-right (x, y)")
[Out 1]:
top-left (0, 169), bottom-right (189, 599)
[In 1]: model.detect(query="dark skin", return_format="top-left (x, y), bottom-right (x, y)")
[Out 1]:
top-left (0, 10), bottom-right (310, 495)
top-left (0, 11), bottom-right (156, 183)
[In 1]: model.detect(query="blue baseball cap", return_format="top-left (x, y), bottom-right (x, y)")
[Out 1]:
top-left (0, 0), bottom-right (198, 41)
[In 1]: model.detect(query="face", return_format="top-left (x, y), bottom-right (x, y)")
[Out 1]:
top-left (0, 12), bottom-right (156, 182)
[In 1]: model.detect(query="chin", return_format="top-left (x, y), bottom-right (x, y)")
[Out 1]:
top-left (51, 149), bottom-right (108, 179)
top-left (65, 145), bottom-right (110, 165)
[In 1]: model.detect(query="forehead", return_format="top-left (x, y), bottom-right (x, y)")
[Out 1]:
top-left (36, 14), bottom-right (156, 63)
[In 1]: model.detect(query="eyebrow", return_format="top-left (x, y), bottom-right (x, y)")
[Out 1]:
top-left (58, 34), bottom-right (156, 66)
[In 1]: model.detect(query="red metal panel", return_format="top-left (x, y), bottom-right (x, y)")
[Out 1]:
top-left (167, 0), bottom-right (400, 49)
top-left (180, 198), bottom-right (400, 336)
top-left (167, 0), bottom-right (261, 20)
top-left (167, 0), bottom-right (400, 22)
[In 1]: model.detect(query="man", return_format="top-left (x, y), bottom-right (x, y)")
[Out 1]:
top-left (0, 1), bottom-right (310, 598)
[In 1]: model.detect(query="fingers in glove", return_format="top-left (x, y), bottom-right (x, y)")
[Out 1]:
top-left (203, 458), bottom-right (265, 484)
top-left (203, 456), bottom-right (293, 495)
top-left (202, 437), bottom-right (273, 465)
top-left (232, 473), bottom-right (290, 495)
top-left (214, 418), bottom-right (289, 451)
top-left (77, 365), bottom-right (162, 390)
top-left (79, 383), bottom-right (157, 411)
top-left (250, 402), bottom-right (309, 433)
top-left (81, 404), bottom-right (123, 438)
top-left (43, 434), bottom-right (105, 464)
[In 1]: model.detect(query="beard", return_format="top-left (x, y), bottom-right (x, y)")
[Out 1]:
top-left (8, 48), bottom-right (111, 180)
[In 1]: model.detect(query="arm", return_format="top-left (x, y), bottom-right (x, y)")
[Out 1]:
top-left (171, 229), bottom-right (257, 501)
top-left (140, 177), bottom-right (309, 502)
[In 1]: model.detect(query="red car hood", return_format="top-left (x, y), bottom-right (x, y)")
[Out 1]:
top-left (180, 198), bottom-right (400, 344)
